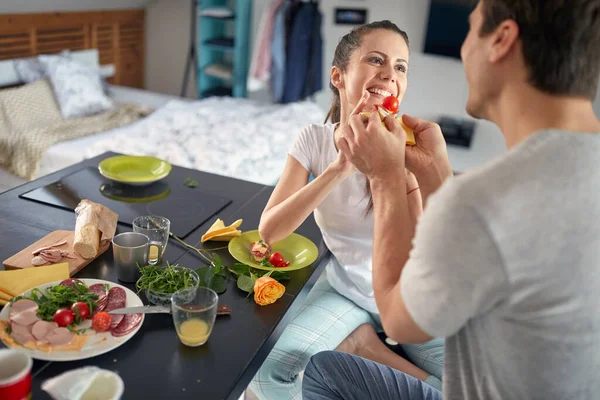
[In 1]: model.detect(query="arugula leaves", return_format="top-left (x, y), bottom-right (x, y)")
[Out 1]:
top-left (184, 178), bottom-right (198, 188)
top-left (136, 263), bottom-right (197, 294)
top-left (15, 282), bottom-right (98, 322)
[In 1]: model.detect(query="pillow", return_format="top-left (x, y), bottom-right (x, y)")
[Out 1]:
top-left (39, 54), bottom-right (113, 119)
top-left (12, 51), bottom-right (69, 84)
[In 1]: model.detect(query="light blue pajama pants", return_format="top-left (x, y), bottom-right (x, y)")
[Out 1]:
top-left (249, 279), bottom-right (444, 400)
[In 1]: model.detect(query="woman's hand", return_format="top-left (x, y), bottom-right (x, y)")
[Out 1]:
top-left (329, 150), bottom-right (356, 179)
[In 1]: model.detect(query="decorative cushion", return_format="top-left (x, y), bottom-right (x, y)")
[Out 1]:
top-left (13, 57), bottom-right (45, 83)
top-left (12, 51), bottom-right (69, 84)
top-left (39, 54), bottom-right (113, 119)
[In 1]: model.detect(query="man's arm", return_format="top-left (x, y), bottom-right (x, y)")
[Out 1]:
top-left (370, 176), bottom-right (433, 344)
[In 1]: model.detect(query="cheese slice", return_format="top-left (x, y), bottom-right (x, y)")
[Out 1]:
top-left (0, 263), bottom-right (70, 298)
top-left (359, 110), bottom-right (416, 146)
top-left (208, 230), bottom-right (242, 242)
top-left (201, 219), bottom-right (243, 242)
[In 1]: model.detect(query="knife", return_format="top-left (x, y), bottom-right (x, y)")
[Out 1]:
top-left (108, 305), bottom-right (232, 316)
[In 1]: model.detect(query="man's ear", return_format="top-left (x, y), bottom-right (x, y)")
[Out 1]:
top-left (331, 66), bottom-right (344, 90)
top-left (489, 19), bottom-right (519, 63)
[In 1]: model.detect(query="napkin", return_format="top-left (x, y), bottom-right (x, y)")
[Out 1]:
top-left (42, 366), bottom-right (124, 400)
top-left (0, 263), bottom-right (70, 305)
top-left (201, 218), bottom-right (243, 242)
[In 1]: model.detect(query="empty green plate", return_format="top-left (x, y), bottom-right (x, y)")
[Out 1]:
top-left (98, 155), bottom-right (172, 186)
top-left (228, 230), bottom-right (319, 272)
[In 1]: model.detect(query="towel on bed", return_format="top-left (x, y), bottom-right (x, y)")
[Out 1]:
top-left (0, 79), bottom-right (151, 180)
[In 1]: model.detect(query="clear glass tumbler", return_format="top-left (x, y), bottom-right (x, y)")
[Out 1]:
top-left (132, 215), bottom-right (170, 265)
top-left (171, 287), bottom-right (218, 347)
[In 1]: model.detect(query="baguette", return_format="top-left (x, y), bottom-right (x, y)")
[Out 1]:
top-left (73, 200), bottom-right (118, 259)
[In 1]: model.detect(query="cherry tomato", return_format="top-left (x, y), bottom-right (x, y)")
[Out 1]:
top-left (381, 96), bottom-right (399, 113)
top-left (71, 302), bottom-right (90, 320)
top-left (54, 309), bottom-right (75, 327)
top-left (92, 312), bottom-right (112, 332)
top-left (279, 261), bottom-right (291, 268)
top-left (269, 252), bottom-right (284, 267)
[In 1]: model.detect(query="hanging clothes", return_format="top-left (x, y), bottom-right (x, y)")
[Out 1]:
top-left (281, 1), bottom-right (323, 103)
top-left (302, 3), bottom-right (323, 99)
top-left (270, 1), bottom-right (289, 102)
top-left (247, 0), bottom-right (284, 92)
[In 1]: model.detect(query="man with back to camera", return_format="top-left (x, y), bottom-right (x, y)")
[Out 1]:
top-left (301, 0), bottom-right (600, 399)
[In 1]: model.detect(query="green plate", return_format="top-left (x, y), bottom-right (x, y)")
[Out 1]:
top-left (228, 230), bottom-right (319, 272)
top-left (98, 155), bottom-right (172, 186)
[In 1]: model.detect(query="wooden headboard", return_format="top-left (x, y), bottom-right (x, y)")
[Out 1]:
top-left (0, 9), bottom-right (145, 88)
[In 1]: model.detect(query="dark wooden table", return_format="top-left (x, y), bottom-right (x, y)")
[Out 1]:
top-left (0, 152), bottom-right (330, 399)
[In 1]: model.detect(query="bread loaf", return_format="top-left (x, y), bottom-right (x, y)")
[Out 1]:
top-left (73, 200), bottom-right (118, 260)
top-left (73, 223), bottom-right (100, 259)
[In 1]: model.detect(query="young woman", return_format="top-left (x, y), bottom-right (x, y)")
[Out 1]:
top-left (249, 21), bottom-right (444, 400)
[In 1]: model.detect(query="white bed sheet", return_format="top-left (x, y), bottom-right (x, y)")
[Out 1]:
top-left (38, 95), bottom-right (325, 185)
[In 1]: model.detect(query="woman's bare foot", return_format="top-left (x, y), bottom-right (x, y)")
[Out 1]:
top-left (336, 324), bottom-right (430, 381)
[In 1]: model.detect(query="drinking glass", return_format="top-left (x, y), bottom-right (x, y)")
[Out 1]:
top-left (132, 216), bottom-right (170, 265)
top-left (171, 287), bottom-right (218, 347)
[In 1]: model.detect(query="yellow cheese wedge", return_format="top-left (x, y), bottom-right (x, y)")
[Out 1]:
top-left (359, 111), bottom-right (416, 146)
top-left (201, 219), bottom-right (243, 242)
top-left (208, 230), bottom-right (242, 242)
top-left (0, 263), bottom-right (70, 298)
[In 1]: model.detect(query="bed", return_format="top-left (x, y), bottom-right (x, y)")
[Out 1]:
top-left (0, 9), bottom-right (325, 187)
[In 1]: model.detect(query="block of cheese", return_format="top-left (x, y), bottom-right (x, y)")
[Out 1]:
top-left (359, 109), bottom-right (416, 146)
top-left (73, 200), bottom-right (118, 259)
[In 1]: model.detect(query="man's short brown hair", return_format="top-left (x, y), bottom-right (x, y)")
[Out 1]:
top-left (480, 0), bottom-right (600, 100)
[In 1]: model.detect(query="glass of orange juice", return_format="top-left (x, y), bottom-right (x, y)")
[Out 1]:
top-left (171, 287), bottom-right (218, 347)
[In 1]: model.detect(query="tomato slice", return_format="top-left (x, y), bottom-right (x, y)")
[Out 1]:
top-left (92, 312), bottom-right (112, 332)
top-left (381, 96), bottom-right (399, 113)
top-left (279, 261), bottom-right (290, 268)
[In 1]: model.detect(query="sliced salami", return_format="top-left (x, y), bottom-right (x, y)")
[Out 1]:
top-left (88, 284), bottom-right (108, 296)
top-left (89, 284), bottom-right (109, 316)
top-left (59, 278), bottom-right (84, 289)
top-left (105, 287), bottom-right (126, 328)
top-left (111, 313), bottom-right (143, 337)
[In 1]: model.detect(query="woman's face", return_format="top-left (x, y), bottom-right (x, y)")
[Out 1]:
top-left (334, 30), bottom-right (410, 117)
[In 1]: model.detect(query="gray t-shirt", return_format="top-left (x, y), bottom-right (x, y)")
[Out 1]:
top-left (402, 130), bottom-right (600, 399)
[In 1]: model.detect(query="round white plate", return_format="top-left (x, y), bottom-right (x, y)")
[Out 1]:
top-left (0, 279), bottom-right (145, 362)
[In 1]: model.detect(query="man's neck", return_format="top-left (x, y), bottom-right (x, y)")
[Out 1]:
top-left (488, 83), bottom-right (600, 149)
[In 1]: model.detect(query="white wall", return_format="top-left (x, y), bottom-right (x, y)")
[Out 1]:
top-left (0, 0), bottom-right (150, 13)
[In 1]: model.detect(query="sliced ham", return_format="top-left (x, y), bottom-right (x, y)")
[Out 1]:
top-left (89, 284), bottom-right (109, 317)
top-left (31, 255), bottom-right (48, 266)
top-left (10, 323), bottom-right (35, 344)
top-left (32, 240), bottom-right (67, 256)
top-left (9, 299), bottom-right (40, 326)
top-left (111, 313), bottom-right (143, 337)
top-left (31, 320), bottom-right (59, 342)
top-left (45, 327), bottom-right (75, 346)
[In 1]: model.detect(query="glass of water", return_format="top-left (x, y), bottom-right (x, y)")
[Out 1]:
top-left (132, 215), bottom-right (170, 265)
top-left (171, 287), bottom-right (218, 347)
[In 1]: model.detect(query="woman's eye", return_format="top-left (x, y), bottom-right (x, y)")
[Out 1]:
top-left (396, 65), bottom-right (407, 73)
top-left (369, 57), bottom-right (383, 65)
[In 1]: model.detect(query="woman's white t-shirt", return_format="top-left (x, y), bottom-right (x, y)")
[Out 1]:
top-left (289, 123), bottom-right (378, 314)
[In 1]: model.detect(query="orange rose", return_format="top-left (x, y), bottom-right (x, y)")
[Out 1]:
top-left (253, 276), bottom-right (285, 306)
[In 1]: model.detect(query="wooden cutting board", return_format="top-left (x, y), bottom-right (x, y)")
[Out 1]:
top-left (2, 230), bottom-right (110, 276)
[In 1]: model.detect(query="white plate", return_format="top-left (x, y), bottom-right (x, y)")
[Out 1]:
top-left (0, 279), bottom-right (145, 362)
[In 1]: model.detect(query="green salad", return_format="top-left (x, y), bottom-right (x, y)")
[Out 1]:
top-left (136, 263), bottom-right (197, 294)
